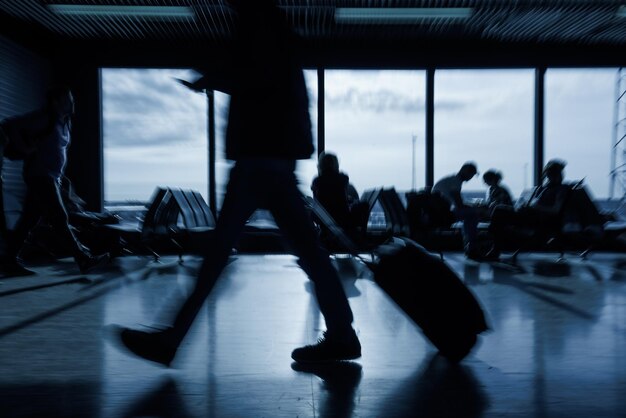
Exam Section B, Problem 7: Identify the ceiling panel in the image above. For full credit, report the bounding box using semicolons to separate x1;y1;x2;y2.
0;0;625;65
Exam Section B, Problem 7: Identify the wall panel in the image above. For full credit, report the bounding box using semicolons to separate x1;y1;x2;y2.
0;34;51;228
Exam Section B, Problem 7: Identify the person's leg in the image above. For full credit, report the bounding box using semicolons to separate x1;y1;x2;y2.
271;174;354;334
115;162;259;365
454;207;479;252
34;178;87;258
488;206;515;254
167;165;259;346
0;160;36;276
8;181;44;261
488;206;537;258
268;167;360;362
25;177;108;273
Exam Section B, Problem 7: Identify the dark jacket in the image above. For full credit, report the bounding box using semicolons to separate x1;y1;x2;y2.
188;2;314;160
312;172;352;230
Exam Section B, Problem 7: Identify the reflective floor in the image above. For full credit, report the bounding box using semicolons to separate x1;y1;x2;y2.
1;250;626;417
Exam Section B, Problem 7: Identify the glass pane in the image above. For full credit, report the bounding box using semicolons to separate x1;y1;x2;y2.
214;91;231;210
102;68;207;205
545;68;617;200
324;70;426;199
434;69;534;201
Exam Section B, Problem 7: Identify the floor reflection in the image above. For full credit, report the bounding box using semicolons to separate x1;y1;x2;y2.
375;353;489;418
119;377;194;418
291;361;363;418
1;253;626;417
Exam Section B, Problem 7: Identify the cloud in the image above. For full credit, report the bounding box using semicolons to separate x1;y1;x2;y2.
102;68;207;147
326;87;420;113
325;87;466;113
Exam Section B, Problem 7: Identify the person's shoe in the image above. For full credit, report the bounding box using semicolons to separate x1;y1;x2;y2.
108;325;177;367
0;258;36;277
291;330;361;363
78;253;110;274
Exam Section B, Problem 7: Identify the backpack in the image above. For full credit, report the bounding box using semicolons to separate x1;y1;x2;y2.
0;111;50;161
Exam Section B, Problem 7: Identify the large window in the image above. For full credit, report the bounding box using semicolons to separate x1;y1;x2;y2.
102;68;208;205
101;67;618;215
324;70;426;197
545;68;617;200
434;70;534;200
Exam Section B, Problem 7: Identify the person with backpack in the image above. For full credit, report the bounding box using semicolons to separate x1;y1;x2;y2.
0;85;110;276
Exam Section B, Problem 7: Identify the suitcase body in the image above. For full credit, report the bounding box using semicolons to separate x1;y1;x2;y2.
372;237;489;362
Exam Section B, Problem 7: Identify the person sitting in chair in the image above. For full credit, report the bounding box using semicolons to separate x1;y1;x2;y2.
486;159;570;260
482;169;514;214
432;162;483;261
311;151;368;244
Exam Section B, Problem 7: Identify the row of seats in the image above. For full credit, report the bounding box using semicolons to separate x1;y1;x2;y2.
309;184;626;262
102;183;626;263
104;187;216;262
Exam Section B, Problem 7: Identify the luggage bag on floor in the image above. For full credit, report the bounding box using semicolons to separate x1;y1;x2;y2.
371;237;489;362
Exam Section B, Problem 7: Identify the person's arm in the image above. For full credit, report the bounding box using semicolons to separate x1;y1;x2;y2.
529;186;569;216
450;190;465;208
346;183;359;206
176;70;235;94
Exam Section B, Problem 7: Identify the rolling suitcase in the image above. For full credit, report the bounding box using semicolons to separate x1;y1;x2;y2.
371;237;489;362
304;195;489;362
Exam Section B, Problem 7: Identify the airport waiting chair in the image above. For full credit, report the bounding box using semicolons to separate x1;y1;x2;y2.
404;189;463;258
305;188;384;256
506;181;605;265
378;187;457;259
377;187;411;238
169;188;216;256
105;187;216;263
137;187;183;262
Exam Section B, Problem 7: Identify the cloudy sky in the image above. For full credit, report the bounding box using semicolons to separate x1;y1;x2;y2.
102;67;619;205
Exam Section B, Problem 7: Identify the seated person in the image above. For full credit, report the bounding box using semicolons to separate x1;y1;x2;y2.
487;159;570;259
432;162;483;260
311;151;368;242
482;169;514;214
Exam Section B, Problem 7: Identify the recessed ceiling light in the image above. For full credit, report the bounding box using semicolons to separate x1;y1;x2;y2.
47;5;195;19
335;8;473;24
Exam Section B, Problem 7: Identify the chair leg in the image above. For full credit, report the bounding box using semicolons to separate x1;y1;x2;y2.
553;240;569;262
580;249;589;260
511;249;520;264
145;245;160;263
170;238;184;264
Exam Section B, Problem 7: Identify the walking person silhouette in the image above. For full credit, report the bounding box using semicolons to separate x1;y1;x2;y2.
0;86;110;276
111;0;361;366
